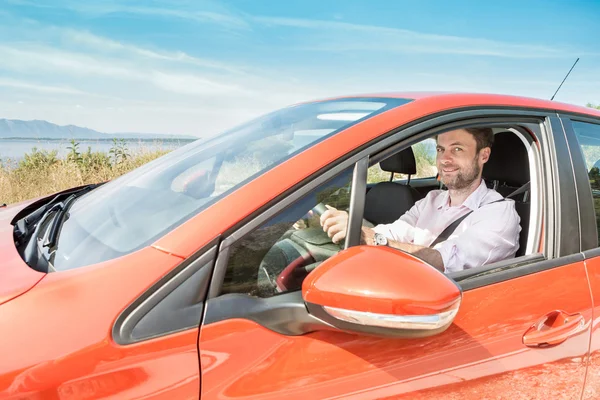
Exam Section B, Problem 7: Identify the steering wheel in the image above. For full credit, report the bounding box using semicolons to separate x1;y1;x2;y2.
311;202;328;216
271;202;343;293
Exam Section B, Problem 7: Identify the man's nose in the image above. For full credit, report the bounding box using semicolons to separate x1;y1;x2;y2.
438;150;452;164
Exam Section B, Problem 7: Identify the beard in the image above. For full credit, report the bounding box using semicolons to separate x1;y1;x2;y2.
440;158;481;190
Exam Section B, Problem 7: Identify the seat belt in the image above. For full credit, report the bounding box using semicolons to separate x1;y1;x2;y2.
429;198;506;248
506;181;530;199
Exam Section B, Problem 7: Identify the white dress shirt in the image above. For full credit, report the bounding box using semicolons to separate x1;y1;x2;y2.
372;180;521;273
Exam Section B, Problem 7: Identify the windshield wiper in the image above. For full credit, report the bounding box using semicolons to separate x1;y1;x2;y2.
14;183;101;247
19;202;63;273
15;183;102;272
43;194;77;249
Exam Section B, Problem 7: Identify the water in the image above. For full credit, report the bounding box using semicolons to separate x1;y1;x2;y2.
0;138;197;165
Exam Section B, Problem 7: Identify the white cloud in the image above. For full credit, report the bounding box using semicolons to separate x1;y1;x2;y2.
6;0;250;31
251;16;578;59
0;77;90;95
112;6;250;31
0;43;252;98
0;45;137;79
149;71;248;95
61;29;247;74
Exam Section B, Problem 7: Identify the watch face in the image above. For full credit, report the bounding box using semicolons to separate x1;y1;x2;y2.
374;233;387;246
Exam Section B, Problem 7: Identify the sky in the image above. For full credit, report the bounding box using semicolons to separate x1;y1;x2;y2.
1;0;599;137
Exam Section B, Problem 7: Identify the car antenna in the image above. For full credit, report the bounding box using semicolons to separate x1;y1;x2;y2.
550;57;579;101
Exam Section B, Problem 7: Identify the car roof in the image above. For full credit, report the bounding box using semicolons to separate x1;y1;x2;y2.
315;92;600;119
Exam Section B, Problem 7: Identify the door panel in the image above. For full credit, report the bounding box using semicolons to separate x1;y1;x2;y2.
199;261;592;399
558;116;600;398
582;254;600;400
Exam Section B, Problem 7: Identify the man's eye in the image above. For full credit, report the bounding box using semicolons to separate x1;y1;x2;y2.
453;147;463;152
436;148;443;153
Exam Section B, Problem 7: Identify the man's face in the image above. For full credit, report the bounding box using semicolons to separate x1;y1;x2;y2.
436;129;491;190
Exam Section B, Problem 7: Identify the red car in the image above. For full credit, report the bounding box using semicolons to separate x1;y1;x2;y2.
2;92;600;399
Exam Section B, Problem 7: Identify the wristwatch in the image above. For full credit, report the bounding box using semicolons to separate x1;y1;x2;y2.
373;232;388;246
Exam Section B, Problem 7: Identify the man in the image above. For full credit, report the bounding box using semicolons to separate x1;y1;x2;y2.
320;127;521;273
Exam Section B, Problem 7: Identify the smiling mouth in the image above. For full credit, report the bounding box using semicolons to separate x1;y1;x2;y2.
442;168;459;173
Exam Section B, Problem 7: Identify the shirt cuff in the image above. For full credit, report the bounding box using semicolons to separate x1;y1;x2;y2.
372;224;393;239
372;220;414;243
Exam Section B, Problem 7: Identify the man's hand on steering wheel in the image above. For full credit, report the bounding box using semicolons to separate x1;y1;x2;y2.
320;205;348;244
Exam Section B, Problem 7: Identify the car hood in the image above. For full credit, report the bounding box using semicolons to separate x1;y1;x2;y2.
0;201;45;305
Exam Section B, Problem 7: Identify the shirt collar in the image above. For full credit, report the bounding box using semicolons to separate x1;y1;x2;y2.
462;180;489;210
437;180;489;211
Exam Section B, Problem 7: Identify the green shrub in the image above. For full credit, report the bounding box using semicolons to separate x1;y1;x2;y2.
109;138;130;164
66;139;83;165
80;147;112;171
18;147;59;170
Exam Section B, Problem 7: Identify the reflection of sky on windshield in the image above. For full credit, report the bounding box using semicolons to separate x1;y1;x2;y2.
293;130;335;149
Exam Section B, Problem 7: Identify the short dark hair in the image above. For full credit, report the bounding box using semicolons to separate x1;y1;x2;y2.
464;127;494;153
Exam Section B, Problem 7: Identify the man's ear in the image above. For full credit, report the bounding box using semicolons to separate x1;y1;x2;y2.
480;147;491;164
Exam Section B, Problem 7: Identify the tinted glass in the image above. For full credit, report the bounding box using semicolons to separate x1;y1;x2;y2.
221;167;354;298
49;98;411;270
571;120;600;245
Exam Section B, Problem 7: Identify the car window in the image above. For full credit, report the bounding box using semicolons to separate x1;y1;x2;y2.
367;138;437;183
48;98;411;271
220;167;354;298
571;120;600;245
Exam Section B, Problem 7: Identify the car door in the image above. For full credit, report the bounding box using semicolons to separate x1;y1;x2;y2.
198;112;593;399
560;114;600;400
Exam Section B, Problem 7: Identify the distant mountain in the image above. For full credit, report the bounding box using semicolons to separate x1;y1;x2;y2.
0;119;197;140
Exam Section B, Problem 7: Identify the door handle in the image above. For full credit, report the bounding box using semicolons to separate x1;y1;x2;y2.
522;310;585;347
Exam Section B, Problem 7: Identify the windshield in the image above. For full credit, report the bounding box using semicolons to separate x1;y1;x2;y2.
48;97;412;270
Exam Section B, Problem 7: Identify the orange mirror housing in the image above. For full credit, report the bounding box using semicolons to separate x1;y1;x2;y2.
302;246;462;337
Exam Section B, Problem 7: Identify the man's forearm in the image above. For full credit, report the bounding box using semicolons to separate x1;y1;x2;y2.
392;242;445;272
360;227;445;272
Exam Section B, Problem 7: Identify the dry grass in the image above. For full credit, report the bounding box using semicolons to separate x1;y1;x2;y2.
0;149;170;205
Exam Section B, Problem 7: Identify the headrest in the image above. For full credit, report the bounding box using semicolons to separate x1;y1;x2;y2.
380;147;417;175
483;131;530;185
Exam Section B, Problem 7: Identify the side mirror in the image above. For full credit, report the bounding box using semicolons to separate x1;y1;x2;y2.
302;246;462;338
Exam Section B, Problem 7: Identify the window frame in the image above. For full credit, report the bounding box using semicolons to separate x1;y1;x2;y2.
560;115;600;253
355;117;562;287
365;121;545;259
113;240;218;345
